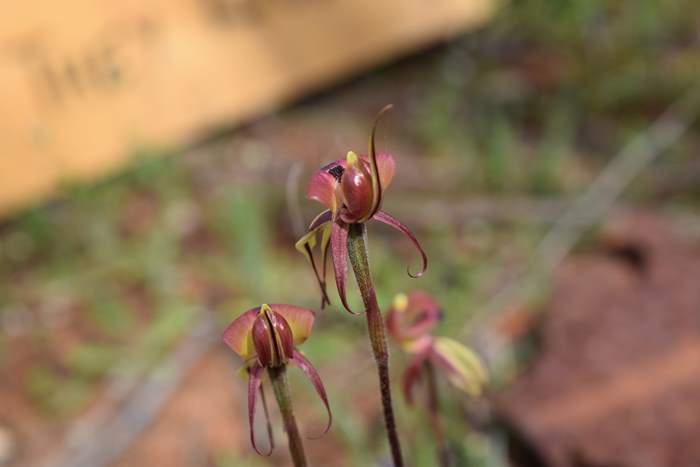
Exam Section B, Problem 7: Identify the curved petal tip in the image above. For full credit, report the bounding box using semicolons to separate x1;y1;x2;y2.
373;210;428;278
291;350;332;438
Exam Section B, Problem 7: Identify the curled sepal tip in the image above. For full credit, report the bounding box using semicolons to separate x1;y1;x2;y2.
247;363;273;456
290;349;333;438
374;210;428;278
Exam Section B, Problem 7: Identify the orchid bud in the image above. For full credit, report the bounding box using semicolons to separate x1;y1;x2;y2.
340;151;374;223
252;305;295;368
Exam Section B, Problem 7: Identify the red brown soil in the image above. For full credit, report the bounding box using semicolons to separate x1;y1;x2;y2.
498;213;700;467
114;350;246;467
114;349;357;467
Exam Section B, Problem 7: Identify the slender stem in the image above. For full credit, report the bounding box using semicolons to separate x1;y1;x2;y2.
268;366;307;467
347;223;404;467
425;360;450;467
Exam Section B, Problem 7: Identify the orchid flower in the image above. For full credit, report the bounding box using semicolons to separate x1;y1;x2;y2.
387;292;487;467
294;106;425;466
387;292;488;404
222;304;331;466
295;105;427;312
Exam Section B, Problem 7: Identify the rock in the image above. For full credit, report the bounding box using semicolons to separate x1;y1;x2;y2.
498;214;700;467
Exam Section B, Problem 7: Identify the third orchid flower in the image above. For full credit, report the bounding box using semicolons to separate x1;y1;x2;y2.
386;292;488;404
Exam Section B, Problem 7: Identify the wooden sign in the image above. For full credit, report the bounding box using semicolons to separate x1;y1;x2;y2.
0;0;494;215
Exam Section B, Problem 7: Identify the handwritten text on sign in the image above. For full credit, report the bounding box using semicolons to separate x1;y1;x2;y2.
0;0;494;215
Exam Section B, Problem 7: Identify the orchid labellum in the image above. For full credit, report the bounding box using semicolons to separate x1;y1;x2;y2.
222;304;331;464
295;105;428;312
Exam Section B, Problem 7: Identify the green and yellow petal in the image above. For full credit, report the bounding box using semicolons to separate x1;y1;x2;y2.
222;307;260;359
432;336;488;396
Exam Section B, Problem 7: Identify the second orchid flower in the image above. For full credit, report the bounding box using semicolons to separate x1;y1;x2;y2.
223;304;331;467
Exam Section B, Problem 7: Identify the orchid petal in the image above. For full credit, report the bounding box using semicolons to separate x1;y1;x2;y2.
270;304;315;345
373;210;428;278
247;363;272;456
388;292;441;344
331;220;358;314
259;380;275;453
308;209;333;231
358;153;394;191
402;350;430;405
431;337;488;397
367;104;393;219
360;152;396;193
222;308;260;359
304;239;331;309
295;211;333;308
290;349;332;437
307;170;338;212
375;153;395;191
320;222;331;297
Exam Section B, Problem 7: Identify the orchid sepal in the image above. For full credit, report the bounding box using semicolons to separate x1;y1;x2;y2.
432;336;488;397
290;349;332;438
247;362;272;456
364;103;393;222
295;210;333;308
374;210;428;278
330;219;360;314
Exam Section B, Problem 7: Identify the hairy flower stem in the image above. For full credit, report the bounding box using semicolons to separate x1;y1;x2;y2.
347;223;404;467
268;366;307;467
425;360;450;467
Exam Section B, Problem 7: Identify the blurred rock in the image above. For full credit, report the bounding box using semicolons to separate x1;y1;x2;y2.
498;213;700;467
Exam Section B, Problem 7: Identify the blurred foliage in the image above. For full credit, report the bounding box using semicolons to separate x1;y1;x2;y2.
414;0;700;201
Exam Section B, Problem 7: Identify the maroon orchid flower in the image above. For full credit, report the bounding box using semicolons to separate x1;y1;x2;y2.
295;105;428;312
386;292;487;405
222;304;331;459
387;292;487;466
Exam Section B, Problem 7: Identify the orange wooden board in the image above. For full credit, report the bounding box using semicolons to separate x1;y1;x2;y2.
0;0;494;215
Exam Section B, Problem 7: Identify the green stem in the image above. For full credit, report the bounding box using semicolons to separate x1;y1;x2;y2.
268;366;307;467
347;223;404;467
425;360;450;467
